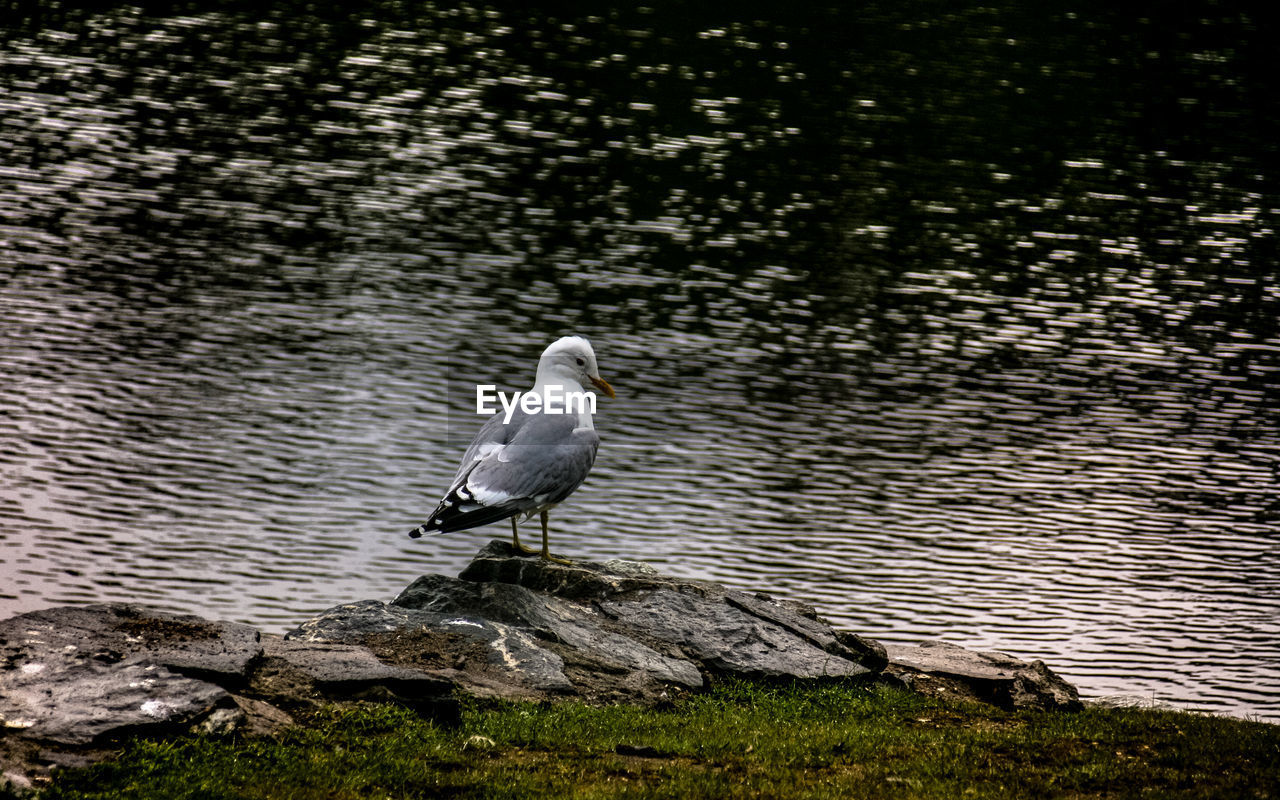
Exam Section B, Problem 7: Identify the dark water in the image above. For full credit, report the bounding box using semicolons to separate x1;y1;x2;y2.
2;4;1278;720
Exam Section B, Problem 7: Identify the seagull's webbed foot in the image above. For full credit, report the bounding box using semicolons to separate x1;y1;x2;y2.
540;549;573;565
510;518;540;556
538;510;573;565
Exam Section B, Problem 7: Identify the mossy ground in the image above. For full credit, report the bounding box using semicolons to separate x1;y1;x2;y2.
33;681;1280;799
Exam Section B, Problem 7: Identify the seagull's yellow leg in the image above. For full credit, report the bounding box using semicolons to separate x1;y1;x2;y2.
511;517;539;556
539;509;572;565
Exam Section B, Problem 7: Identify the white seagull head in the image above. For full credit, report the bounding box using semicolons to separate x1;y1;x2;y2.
535;335;616;398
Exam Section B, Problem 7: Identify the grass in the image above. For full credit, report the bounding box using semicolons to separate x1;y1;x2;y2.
33;681;1280;800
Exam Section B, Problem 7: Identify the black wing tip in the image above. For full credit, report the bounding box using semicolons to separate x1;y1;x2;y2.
408;518;444;538
408;487;528;539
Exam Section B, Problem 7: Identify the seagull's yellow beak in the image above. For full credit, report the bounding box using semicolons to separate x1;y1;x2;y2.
589;375;616;399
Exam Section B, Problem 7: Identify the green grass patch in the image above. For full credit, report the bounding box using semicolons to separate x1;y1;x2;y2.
35;681;1280;800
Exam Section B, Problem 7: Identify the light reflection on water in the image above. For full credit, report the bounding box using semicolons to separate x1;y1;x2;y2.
1;5;1278;720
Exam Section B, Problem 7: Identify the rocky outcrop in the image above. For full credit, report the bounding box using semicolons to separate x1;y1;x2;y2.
1;540;1080;787
0;605;459;752
288;541;886;703
883;641;1082;711
0;604;258;747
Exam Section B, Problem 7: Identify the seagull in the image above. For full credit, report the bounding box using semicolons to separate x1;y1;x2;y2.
409;335;615;563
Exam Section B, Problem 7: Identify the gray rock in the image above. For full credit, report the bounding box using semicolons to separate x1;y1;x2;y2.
296;540;878;700
0;603;261;679
883;641;1082;711
286;600;574;697
251;636;460;719
1085;694;1181;712
225;695;296;739
451;541;882;679
724;592;888;673
264;638;430;687
194;706;246;738
267;635;455;694
0;604;257;746
288;541;883;702
596;587;870;680
393;574;704;690
1;658;230;746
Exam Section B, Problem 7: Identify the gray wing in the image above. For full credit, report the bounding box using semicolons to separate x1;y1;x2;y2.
449;412;513;485
467;412;600;507
410;408;600;536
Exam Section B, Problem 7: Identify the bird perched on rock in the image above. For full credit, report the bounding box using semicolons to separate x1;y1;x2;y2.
409;335;615;562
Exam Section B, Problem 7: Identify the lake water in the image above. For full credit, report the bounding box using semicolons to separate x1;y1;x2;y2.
2;4;1277;721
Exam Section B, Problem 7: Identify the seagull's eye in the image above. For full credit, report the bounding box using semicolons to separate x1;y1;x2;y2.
575;357;585;366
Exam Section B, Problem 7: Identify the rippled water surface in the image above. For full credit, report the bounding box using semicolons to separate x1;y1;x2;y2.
2;4;1278;720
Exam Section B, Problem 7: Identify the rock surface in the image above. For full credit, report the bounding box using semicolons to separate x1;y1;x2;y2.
883;641;1082;711
1;540;1080;786
288;542;885;703
0;604;256;746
